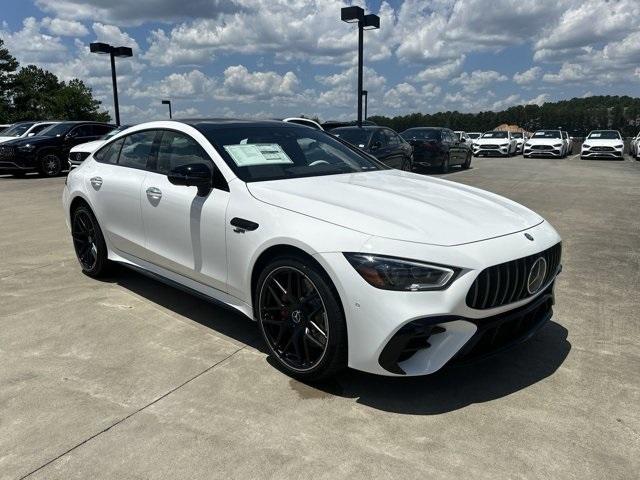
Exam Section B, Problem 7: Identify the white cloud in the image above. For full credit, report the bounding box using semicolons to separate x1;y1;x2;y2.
219;65;300;101
513;66;541;85
451;70;508;93
41;17;88;37
316;66;386;107
92;23;139;50
0;17;68;64
411;57;465;82
129;69;216;99
383;82;441;110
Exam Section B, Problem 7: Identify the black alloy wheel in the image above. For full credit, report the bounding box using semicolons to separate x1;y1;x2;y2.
39;153;62;177
256;257;347;380
71;206;110;277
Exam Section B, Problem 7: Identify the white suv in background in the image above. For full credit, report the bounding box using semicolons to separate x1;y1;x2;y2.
580;130;624;160
0;121;59;144
523;130;567;158
473;131;517;157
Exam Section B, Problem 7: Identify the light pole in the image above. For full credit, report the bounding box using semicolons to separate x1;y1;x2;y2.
362;90;368;121
162;100;172;119
90;42;133;126
341;6;380;127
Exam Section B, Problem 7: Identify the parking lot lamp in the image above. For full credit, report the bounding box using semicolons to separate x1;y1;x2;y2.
89;42;133;126
341;7;380;127
162;100;172;119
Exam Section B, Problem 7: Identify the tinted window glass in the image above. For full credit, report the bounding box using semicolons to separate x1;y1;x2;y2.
29;124;53;135
386;130;399;146
156;131;210;174
400;129;441;141
93;124;114;136
71;125;93;137
119;131;157;169
94;138;124;164
2;123;35;137
196;124;382;182
482;131;509;138
332;128;373;147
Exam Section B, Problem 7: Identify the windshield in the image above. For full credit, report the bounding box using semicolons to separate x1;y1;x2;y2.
587;131;621;140
482;131;508;138
197;124;383;182
511;132;523;138
332;128;373;147
400;129;441;140
532;130;561;138
102;125;129;140
467;133;480;139
38;123;73;137
2;123;35;137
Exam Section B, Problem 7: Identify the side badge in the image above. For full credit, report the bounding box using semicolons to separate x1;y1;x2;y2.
525;233;534;241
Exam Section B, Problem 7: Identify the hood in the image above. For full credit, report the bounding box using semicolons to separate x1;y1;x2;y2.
5;135;60;147
475;137;510;145
583;138;623;146
526;137;563;145
0;136;21;144
247;170;543;246
71;139;105;153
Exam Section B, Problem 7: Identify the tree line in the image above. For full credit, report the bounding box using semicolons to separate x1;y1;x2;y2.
0;39;110;124
369;96;640;137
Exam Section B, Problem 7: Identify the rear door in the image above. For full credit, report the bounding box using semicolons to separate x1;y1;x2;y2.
140;129;230;292
370;129;393;166
88;130;157;258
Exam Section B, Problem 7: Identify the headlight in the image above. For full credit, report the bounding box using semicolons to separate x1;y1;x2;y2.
344;253;458;291
553;143;562;147
615;144;624;149
582;144;590;149
524;142;531;147
500;143;508;147
17;144;36;152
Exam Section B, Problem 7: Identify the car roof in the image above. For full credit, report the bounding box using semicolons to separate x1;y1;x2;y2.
331;125;382;131
180;118;301;130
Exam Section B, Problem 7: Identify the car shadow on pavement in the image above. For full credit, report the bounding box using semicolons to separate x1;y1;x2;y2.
290;320;571;415
97;266;570;416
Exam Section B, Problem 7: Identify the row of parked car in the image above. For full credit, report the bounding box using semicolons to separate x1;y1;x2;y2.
0;119;635;179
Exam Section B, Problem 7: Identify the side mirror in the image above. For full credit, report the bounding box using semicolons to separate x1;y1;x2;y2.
370;140;382;151
27;132;35;137
167;163;212;197
460;137;466;143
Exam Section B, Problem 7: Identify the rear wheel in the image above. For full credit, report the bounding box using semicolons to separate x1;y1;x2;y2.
255;256;347;381
71;205;111;277
39;153;62;177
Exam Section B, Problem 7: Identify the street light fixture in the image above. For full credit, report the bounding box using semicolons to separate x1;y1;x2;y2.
89;42;133;126
362;90;368;121
341;6;380;127
162;100;172;119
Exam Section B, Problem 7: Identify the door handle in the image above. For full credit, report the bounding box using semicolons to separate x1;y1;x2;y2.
90;176;102;189
146;187;162;200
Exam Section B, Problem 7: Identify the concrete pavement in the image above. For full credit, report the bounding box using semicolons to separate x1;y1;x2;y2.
1;154;638;479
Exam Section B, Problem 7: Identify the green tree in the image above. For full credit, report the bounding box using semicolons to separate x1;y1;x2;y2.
52;79;110;122
10;65;61;120
0;39;19;122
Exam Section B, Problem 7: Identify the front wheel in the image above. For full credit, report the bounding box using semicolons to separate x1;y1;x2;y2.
255;256;348;381
71;205;111;277
39;153;62;177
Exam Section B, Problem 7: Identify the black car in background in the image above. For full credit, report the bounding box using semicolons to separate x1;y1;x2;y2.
0;121;115;177
400;127;471;173
331;125;413;170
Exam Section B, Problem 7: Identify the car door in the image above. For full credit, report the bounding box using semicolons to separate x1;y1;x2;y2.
369;129;393;165
383;129;405;168
87;131;155;259
140;129;230;292
444;130;460;164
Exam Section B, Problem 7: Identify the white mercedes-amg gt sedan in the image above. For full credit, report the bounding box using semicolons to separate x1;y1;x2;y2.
63;120;562;380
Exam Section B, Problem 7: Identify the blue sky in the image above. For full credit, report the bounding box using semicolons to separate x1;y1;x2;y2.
2;0;639;123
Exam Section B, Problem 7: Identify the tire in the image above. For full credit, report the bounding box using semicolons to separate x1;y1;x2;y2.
71;205;111;278
462;151;472;169
255;255;348;381
38;153;62;177
400;156;413;171
440;154;450;173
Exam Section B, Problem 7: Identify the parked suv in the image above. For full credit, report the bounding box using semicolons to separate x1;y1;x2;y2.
332;126;413;170
0;121;115;177
400;127;471;172
0;121;59;144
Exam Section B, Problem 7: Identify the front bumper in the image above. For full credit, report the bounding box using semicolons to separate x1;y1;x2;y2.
473;145;509;156
581;148;623;159
523;144;563;157
314;220;562;376
0;147;37;170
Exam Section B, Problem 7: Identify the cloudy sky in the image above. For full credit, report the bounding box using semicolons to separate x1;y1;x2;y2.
2;0;639;122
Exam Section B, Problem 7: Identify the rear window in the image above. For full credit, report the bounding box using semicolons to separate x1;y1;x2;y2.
400;129;441;140
332;128;373;147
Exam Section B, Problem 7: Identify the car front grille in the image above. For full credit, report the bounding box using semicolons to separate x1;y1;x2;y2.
591;146;614;152
479;144;500;149
0;145;15;159
466;242;562;310
532;145;553;150
69;151;90;163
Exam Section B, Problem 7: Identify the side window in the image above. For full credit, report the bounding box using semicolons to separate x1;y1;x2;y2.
94;138;124;165
71;125;93;138
94;124;114;136
30;124;51;135
386;130;399;146
119;131;158;170
156;130;211;174
372;130;387;148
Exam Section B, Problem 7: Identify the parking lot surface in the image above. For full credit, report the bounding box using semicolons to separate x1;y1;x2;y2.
1;154;639;480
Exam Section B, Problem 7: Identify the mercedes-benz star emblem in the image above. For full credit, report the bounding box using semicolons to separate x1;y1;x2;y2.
291;310;302;324
525;233;534;241
527;257;547;294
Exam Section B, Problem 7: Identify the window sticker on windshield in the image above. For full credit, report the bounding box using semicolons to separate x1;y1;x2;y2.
223;143;293;167
590;133;601;137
